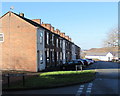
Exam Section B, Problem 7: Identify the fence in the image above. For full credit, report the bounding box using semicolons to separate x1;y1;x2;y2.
2;73;38;88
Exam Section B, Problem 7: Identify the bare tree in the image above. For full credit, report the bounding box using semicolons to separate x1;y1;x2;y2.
102;28;118;47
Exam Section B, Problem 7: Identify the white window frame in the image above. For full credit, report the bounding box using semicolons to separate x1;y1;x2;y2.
0;33;4;42
56;38;58;47
40;50;43;64
40;32;43;44
52;34;54;46
47;32;49;45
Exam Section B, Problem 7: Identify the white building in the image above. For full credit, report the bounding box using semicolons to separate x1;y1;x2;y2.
85;52;117;61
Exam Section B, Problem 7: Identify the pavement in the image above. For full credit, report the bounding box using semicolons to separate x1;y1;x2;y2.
2;61;120;96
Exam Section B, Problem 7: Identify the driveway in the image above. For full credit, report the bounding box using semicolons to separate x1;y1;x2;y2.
2;61;120;96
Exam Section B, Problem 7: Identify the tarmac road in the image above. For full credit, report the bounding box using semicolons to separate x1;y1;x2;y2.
2;61;120;96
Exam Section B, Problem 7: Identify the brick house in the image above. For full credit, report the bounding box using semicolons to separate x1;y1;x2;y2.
0;11;81;72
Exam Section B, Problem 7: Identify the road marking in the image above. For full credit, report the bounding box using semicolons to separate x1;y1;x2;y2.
86;83;93;94
77;90;83;92
80;85;84;87
87;88;92;90
76;85;85;96
76;83;93;96
79;87;83;89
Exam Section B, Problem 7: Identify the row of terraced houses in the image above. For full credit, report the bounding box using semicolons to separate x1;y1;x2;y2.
0;11;80;72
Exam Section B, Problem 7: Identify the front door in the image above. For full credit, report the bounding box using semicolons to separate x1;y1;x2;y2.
37;50;45;71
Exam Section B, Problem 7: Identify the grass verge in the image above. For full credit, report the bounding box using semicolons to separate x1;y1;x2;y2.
3;70;96;90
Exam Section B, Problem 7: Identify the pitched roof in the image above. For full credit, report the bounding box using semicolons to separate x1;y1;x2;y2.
0;11;50;30
86;51;118;57
12;12;43;27
0;11;80;47
86;52;109;56
110;51;118;57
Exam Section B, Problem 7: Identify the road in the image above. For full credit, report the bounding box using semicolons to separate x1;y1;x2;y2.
2;61;120;96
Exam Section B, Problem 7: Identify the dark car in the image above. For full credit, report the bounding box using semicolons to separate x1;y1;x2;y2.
76;59;87;67
81;59;89;66
73;60;83;65
87;59;95;64
67;61;74;65
62;60;83;70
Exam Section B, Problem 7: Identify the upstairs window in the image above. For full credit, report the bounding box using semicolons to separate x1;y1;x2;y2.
60;39;62;48
0;33;4;42
52;34;54;46
52;49;54;62
47;32;49;45
40;32;43;44
56;38;58;47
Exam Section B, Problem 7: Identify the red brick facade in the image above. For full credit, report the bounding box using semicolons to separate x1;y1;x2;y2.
0;12;37;72
0;11;81;72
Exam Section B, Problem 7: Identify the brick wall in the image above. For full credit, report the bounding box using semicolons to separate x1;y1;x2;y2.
0;12;37;72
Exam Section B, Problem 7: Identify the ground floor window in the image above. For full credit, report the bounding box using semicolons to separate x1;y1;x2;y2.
40;51;43;64
47;48;49;63
0;33;4;42
52;49;54;63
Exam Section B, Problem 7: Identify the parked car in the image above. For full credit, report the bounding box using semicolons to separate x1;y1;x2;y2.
74;60;83;65
67;61;74;65
76;59;86;67
80;59;89;66
87;59;95;64
62;59;84;70
84;59;91;65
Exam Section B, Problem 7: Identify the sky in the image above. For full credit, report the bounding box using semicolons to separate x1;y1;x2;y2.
1;2;118;50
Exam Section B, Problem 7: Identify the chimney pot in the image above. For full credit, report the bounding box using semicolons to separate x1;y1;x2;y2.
19;13;24;17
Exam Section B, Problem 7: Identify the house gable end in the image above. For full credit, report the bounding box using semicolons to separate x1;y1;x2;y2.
0;11;37;28
106;52;113;57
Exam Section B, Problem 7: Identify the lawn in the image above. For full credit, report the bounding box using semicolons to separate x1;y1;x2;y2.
3;70;96;90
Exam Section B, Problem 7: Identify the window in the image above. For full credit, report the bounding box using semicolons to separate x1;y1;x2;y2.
47;32;49;45
47;48;49;63
63;40;65;49
57;52;58;61
60;39;62;48
56;38;58;47
47;49;49;58
40;32;43;44
52;34;54;45
52;49;54;62
60;39;61;48
0;33;4;42
60;52;62;60
40;51;43;64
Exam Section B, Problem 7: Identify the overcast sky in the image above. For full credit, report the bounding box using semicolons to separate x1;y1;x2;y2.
1;2;118;49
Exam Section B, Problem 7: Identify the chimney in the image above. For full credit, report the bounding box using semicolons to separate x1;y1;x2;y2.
60;33;62;37
32;19;41;24
45;24;51;30
55;29;60;35
41;23;51;30
60;32;64;37
65;36;69;40
19;13;24;17
69;38;72;41
41;22;46;27
62;33;65;37
51;26;54;32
